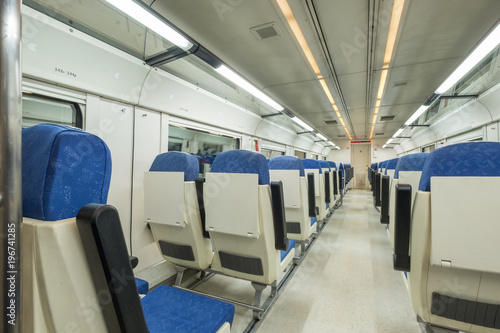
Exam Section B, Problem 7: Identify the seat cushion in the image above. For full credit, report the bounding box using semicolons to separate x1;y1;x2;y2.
142;286;235;333
135;278;149;295
269;156;305;177
419;142;500;191
311;217;317;226
211;150;270;185
280;239;296;261
149;152;199;181
22;124;112;221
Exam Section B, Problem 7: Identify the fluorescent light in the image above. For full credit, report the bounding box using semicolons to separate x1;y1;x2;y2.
386;138;393;144
328;141;335;146
392;128;404;138
277;0;352;139
216;65;284;111
436;23;500;94
105;0;191;49
404;105;429;125
276;0;321;76
370;0;405;139
384;0;405;65
292;117;314;132
317;134;327;141
382;144;387;148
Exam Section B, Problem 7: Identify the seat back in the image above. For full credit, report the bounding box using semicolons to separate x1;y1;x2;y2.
21;124;113;333
144;151;213;270
403;142;500;332
269;156;313;241
205;150;288;285
303;159;326;220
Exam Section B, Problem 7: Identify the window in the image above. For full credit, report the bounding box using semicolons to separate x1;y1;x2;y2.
22;93;82;128
168;125;239;176
295;150;306;159
421;144;436;153
261;149;285;159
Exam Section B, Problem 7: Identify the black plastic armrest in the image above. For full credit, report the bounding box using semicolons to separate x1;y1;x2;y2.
339;173;344;191
333;170;338;195
324;171;331;204
270;181;289;251
380;175;390;224
307;172;316;218
393;184;412;272
195;177;209;238
129;256;138;269
374;173;381;206
76;204;148;333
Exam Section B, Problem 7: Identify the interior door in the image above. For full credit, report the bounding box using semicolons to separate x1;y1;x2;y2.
351;144;370;189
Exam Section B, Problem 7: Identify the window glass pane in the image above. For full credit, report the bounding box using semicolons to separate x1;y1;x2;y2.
168;125;238;176
295;151;305;159
22;94;81;128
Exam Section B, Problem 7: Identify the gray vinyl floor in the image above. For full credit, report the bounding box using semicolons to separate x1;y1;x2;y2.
194;189;422;332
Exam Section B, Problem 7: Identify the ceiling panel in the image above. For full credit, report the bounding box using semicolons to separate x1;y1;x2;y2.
337;72;367;110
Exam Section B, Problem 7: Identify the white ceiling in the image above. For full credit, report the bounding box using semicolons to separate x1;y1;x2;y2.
145;0;500;142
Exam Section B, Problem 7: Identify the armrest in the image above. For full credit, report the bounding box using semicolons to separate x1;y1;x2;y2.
374;172;381;206
339;172;344;191
380;175;390;224
76;204;148;333
324;171;331;204
270;181;289;251
129;256;139;269
307;172;316;218
393;184;412;272
333;170;338;195
195;177;209;238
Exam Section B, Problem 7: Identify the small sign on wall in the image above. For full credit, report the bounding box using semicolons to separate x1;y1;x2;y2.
373;146;378;158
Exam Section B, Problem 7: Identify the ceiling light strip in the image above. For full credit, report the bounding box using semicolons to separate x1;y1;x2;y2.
369;0;405;139
105;0;192;49
277;0;351;140
216;65;284;111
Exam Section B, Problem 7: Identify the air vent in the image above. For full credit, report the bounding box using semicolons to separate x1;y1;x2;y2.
375;133;384;136
250;23;282;41
393;80;409;87
325;120;338;125
338;135;346;138
380;115;395;122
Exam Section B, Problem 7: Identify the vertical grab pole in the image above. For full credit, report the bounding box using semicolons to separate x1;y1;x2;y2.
0;1;22;332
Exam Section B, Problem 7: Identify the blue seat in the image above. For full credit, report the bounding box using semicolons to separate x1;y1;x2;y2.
319;161;333;213
145;151;214;276
269;156;315;243
394;142;500;332
142;286;234;333
206;150;293;285
136;278;149;295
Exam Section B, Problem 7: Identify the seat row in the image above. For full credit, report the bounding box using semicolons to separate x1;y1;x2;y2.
372;142;500;333
20;124;353;332
21;125;235;333
144;152;350;319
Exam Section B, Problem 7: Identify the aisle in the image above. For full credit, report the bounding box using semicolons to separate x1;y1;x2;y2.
256;189;421;333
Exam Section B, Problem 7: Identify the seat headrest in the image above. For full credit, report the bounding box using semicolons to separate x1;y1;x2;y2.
328;161;337;169
149;151;199;181
418;142;500;191
302;159;322;174
339;163;344;170
211;150;270;185
384;158;399;174
318;160;331;171
22;124;112;221
394;153;429;179
268;156;305;177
